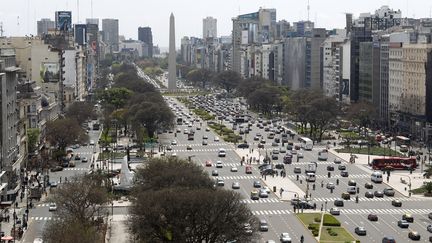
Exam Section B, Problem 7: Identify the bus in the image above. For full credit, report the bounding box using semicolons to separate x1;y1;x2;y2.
299;137;313;150
395;136;410;146
370;157;417;170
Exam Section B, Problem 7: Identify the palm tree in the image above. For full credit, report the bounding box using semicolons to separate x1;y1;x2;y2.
424;166;432;179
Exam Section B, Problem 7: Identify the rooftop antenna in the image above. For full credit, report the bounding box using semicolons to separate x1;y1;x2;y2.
27;0;30;34
91;0;93;18
307;0;310;21
77;0;80;23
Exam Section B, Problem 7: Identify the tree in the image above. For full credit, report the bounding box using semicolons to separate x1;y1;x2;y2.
213;70;241;93
307;96;339;141
27;128;40;155
129;101;174;138
65;101;94;124
422;181;432;194
345;101;378;134
186;68;214;89
46;119;88;151
97;87;133;110
43;174;109;243
129;157;259;242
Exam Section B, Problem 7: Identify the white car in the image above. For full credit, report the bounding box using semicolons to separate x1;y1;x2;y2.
262;186;271;194
214;136;220;142
330;207;340;215
89;140;95;146
297;152;304;158
326;182;335;189
230;166;238;172
171;140;177;145
49;203;57;211
216;161;223;168
279;232;292;243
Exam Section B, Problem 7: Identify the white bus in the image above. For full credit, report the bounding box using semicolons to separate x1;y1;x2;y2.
299;137;313;150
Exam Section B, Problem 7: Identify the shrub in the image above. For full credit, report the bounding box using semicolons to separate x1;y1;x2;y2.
323;214;341;227
314;217;321;223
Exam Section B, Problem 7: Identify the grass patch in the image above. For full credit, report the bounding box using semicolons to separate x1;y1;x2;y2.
320;227;357;242
100;151;126;160
208;123;242;143
192;108;215;121
297;213;322;237
339;131;362;140
322;214;341;227
335;146;404;157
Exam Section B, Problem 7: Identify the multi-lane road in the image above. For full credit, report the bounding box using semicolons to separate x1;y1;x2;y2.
163;96;432;242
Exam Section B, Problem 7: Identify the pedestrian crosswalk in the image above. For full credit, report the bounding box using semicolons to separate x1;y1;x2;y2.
30;216;60;221
171;148;234;153
241;198;281;204
218;175;258;180
252;209;293;215
340;208;431;215
285;174;369;179
312;197;427;203
64;168;89;171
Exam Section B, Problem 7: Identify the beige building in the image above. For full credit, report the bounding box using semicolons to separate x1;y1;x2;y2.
388;43;403;114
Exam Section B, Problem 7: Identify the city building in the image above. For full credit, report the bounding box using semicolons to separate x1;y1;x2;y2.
102;18;119;53
86;18;99;26
37;18;55;36
138;27;153;57
359;41;381;109
203;17;217;39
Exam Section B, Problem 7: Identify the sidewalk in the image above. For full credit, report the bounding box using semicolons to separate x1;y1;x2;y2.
106;214;131;243
329;149;432;198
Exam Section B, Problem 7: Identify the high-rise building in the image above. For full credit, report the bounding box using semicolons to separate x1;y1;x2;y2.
102;19;119;53
359;42;381;109
86;18;99;26
37;18;55;36
138;27;153;57
203;17;217;39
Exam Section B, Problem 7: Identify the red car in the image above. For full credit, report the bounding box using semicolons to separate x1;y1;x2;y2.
205;160;212;167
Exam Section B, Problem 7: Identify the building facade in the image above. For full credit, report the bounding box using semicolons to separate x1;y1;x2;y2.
102;19;119;53
203;17;217;39
138;27;153;57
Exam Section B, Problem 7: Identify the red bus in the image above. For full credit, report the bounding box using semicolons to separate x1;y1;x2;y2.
371;157;417;170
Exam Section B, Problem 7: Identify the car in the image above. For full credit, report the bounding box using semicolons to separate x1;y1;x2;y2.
279;147;287;153
171;153;177;157
232;182;240;189
50;166;63;172
48;203;57;211
340;171;349;177
365;182;374;189
176;128;181;133
291;149;297;155
82;157;88;163
262;186;271;194
348;180;356;186
330;207;340;215
216;161;223;168
89;140;95;145
341;192;351;200
334;199;344;207
253;136;260;141
429;212;432;220
205;160;212;167
259;219;269;232
251;189;260;200
259;189;269;198
402;213;414;222
368;214;378;221
202;135;208;139
271;154;279;160
211;170;219;176
166;145;173;151
398;220;409;228
293;167;301;174
214;136;220;142
271;142;278;147
33;238;44;243
297;152;304;158
171;140;177;145
216;178;224;186
230;166;238;172
275;163;285;169
279;232;292;243
326;182;335;189
253;180;261;188
186;145;192;150
258;143;264;148
338;165;346;170
327;165;334;171
237;143;249;148
202;140;208;146
184;129;189;134
355;226;367;236
334;158;342;164
74;154;81;160
383;188;395;196
218;148;226;157
365;191;374;198
382;236;396;243
391;199;402;207
408;231;421;240
374;191;384;197
427;225;432;233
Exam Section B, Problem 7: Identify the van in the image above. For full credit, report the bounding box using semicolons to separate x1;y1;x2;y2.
371;171;383;183
318;149;328;161
306;173;316;182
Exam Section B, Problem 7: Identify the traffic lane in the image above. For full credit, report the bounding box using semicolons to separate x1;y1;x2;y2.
338;213;386;243
265;214;317;243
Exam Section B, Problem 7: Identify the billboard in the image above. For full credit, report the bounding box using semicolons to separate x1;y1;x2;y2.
56;11;72;32
74;24;87;45
40;63;60;83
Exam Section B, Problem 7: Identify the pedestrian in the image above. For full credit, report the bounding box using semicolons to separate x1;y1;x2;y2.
313;203;316;210
300;235;304;243
59;176;62;183
320;204;323;211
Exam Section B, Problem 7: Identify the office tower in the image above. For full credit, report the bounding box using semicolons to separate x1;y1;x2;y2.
37;18;55;36
138;27;153;57
168;13;177;91
203;17;217;39
102;19;119;52
86;18;99;26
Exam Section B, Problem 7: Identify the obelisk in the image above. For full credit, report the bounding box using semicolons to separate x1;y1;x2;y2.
168;13;177;91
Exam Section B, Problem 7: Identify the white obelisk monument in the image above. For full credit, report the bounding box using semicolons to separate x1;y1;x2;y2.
168;13;177;91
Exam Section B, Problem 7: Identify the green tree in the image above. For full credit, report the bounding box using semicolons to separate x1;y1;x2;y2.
212;70;242;93
186;68;214;89
129;101;174;138
97;87;133;109
422;181;432;194
46;119;88;151
27;128;40;155
65;101;94;124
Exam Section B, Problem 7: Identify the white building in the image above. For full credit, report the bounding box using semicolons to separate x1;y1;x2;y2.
203;17;217;39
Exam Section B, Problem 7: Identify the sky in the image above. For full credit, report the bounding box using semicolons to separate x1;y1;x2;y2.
1;0;432;48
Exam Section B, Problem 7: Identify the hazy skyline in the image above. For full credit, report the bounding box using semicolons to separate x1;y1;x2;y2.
1;0;432;48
